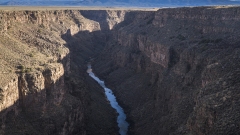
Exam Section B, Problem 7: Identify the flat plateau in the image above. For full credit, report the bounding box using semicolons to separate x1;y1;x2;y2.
0;6;159;11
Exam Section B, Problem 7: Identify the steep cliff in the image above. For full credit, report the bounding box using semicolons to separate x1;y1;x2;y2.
0;9;123;135
0;6;240;135
93;6;240;135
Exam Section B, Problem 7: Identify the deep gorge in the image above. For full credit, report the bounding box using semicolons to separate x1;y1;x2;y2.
87;64;129;135
0;6;240;135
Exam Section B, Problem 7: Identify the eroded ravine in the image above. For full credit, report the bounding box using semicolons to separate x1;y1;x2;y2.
87;64;129;135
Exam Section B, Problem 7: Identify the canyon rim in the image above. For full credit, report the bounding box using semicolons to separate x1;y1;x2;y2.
0;5;240;135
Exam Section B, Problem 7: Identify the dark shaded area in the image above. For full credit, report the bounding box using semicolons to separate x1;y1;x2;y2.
91;6;240;135
61;28;119;135
80;10;110;31
0;63;86;135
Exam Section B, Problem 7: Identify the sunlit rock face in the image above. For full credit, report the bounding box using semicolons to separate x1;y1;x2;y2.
0;77;19;112
80;10;126;30
0;9;117;135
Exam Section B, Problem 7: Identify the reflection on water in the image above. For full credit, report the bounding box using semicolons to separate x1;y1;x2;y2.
87;64;129;135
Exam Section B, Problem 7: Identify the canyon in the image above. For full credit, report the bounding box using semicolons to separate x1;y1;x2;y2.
87;64;129;135
0;6;239;135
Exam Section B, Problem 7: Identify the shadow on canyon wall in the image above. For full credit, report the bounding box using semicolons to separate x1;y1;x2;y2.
61;26;119;135
80;10;111;31
1;7;240;135
88;7;240;135
0;23;120;134
0;52;88;134
0;9;128;135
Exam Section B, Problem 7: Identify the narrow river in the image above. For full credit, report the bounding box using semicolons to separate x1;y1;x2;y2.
87;64;129;135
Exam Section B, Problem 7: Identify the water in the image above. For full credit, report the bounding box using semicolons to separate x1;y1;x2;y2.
87;64;129;135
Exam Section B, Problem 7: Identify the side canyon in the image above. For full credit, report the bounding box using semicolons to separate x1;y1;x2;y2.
0;6;239;135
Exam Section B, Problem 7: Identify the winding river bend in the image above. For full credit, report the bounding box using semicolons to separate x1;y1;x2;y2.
87;64;129;135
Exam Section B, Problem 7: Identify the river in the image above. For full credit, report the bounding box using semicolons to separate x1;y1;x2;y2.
87;64;129;135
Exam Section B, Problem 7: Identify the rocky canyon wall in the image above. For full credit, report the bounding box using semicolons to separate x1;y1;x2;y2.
0;9;124;135
93;6;240;135
0;6;240;135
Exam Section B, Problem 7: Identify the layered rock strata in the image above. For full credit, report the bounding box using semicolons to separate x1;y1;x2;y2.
0;6;240;135
0;9;123;135
93;6;240;135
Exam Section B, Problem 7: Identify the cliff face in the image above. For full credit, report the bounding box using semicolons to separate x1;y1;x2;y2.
0;9;122;135
1;6;240;135
93;6;240;135
80;10;126;30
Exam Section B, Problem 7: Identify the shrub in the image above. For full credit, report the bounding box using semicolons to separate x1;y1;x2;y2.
17;65;32;73
29;53;34;57
25;68;32;73
39;24;45;28
0;92;3;102
37;29;41;33
17;65;24;70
